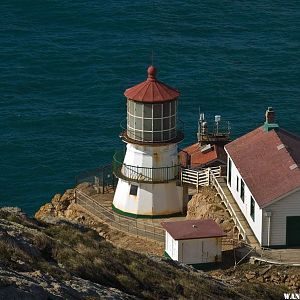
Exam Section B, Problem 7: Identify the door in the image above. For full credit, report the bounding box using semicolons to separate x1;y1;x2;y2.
286;216;300;247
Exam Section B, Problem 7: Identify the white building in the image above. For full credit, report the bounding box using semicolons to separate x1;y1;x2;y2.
225;107;300;248
161;219;225;267
112;66;184;217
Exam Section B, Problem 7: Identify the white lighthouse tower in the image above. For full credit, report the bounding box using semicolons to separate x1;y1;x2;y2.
112;66;184;218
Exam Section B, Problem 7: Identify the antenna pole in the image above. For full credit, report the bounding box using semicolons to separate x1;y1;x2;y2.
151;50;154;66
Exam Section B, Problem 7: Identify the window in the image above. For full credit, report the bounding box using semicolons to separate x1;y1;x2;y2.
171;101;176;114
144;119;152;131
129;184;138;196
250;197;255;221
126;100;177;143
163;118;170;130
228;158;232;186
240;179;245;202
135;102;143;117
236;176;239;192
135;117;142;130
153;104;162;118
163;102;170;117
153;118;161;131
143;103;152;118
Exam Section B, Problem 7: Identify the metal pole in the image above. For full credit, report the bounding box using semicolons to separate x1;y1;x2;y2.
102;168;105;194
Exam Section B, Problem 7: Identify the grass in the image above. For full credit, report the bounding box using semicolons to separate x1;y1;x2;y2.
0;208;289;299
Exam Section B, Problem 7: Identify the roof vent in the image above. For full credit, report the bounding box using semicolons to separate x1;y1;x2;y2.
192;225;197;228
290;164;298;170
277;144;285;150
200;144;213;153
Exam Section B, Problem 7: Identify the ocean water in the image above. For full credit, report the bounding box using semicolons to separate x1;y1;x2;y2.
1;1;299;215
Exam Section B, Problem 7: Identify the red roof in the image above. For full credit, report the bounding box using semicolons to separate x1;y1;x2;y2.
179;143;227;168
225;127;300;208
161;219;226;240
124;66;179;103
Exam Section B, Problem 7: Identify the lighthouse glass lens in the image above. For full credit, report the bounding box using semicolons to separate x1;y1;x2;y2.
171;101;176;115
171;116;175;128
153;119;161;131
153;104;162;118
153;132;161;141
135;102;143;117
163;102;170;117
144;132;152;141
163;118;170;130
128;100;134;114
144;104;152;118
128;115;134;128
144;119;152;131
135;117;142;130
163;131;170;141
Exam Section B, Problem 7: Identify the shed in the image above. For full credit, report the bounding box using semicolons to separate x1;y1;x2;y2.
161;219;226;267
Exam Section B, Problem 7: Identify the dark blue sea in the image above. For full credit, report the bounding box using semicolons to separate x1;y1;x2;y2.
1;1;299;215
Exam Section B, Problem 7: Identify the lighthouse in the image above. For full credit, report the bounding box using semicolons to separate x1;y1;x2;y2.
112;66;184;217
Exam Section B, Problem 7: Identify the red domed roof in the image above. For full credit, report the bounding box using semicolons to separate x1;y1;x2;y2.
124;66;180;103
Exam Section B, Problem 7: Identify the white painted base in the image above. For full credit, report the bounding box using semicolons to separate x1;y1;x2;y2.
113;178;183;216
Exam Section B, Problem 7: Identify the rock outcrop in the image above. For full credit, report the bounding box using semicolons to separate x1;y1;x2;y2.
0;207;135;299
187;186;235;236
0;206;292;299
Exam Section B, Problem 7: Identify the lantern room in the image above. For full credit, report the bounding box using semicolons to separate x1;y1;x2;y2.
121;66;183;144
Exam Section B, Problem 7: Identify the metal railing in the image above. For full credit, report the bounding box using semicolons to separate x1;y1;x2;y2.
210;172;247;241
181;166;221;192
75;188;240;247
75;164;117;194
113;151;181;183
75;189;165;242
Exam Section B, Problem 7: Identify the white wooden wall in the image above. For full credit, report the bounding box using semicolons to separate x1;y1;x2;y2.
262;189;300;246
165;232;178;260
165;233;222;264
226;153;263;244
178;237;222;264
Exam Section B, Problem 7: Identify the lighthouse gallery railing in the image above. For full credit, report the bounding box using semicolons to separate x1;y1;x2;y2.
112;151;181;183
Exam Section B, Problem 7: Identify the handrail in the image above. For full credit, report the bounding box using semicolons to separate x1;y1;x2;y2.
113;151;181;183
75;189;164;242
210;173;247;240
181;166;221;192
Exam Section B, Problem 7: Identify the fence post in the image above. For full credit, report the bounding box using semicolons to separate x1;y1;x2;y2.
74;189;77;203
101;168;105;194
207;168;211;186
136;219;138;237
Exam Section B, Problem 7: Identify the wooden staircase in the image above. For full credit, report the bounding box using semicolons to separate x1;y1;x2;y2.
213;176;260;250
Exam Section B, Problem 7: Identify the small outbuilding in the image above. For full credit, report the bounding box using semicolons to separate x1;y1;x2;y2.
161;219;226;267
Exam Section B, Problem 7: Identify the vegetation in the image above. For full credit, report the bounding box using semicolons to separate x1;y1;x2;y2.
0;208;287;299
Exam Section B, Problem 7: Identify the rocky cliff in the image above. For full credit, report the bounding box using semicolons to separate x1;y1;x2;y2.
0;204;290;299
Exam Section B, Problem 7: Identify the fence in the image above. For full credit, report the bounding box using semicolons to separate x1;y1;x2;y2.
75;164;117;194
75;189;165;242
113;151;181;183
181;166;221;192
